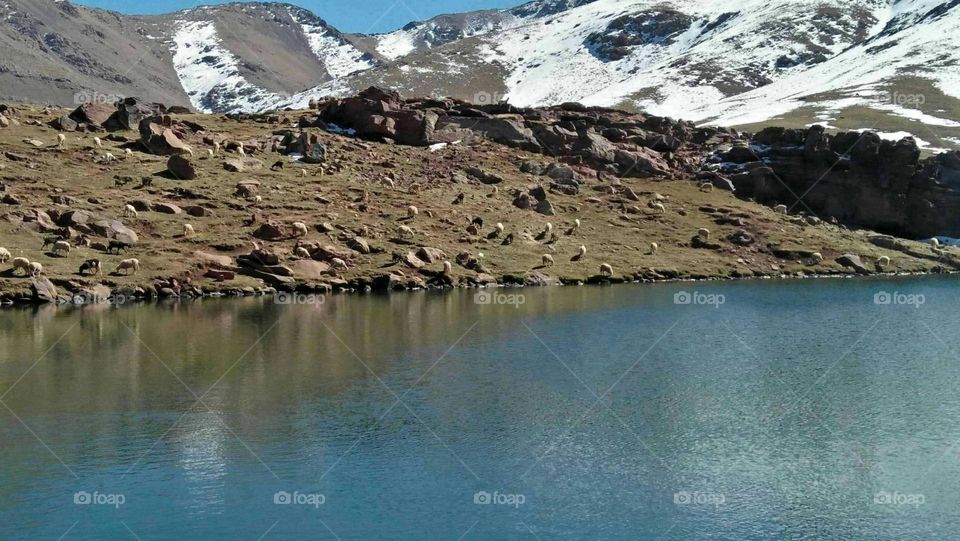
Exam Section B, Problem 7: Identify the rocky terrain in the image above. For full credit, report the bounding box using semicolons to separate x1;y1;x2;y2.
1;0;959;150
0;88;957;305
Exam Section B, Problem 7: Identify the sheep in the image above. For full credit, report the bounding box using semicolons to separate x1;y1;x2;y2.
41;236;61;250
808;252;824;265
124;148;133;158
28;261;43;277
270;160;284;171
331;257;349;270
599;263;613;276
543;223;553;235
107;240;130;254
442;260;452;274
649;242;659;255
213;141;221;155
398;225;415;238
574;219;581;230
407;205;419;219
294;247;311;259
877;255;891;270
237;143;246;157
930;238;941;249
206;149;215;158
124;204;138;218
52;240;71;256
292;222;309;237
650;202;666;213
79;259;101;275
0;247;9;263
56;133;66;148
697;228;711;241
698;182;714;192
115;258;140;275
103;152;116;162
183;146;194;157
93;137;102;148
488;186;499;197
182;224;195;237
774;204;788;214
254;195;262;205
300;169;308;178
579;245;587;258
542;254;555;266
11;257;30;276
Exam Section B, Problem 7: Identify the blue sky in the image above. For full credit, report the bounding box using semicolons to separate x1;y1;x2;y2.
72;0;524;33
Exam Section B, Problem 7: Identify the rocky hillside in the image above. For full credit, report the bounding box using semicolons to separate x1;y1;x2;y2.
1;1;958;150
0;89;958;305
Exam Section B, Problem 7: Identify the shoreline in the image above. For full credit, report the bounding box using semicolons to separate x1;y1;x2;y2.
2;268;952;309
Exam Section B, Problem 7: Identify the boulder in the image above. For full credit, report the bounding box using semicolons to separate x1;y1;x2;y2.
836;253;869;274
90;219;139;243
69;102;114;128
288;260;332;280
205;269;236;281
235;181;260;198
253;222;287;240
416;246;447;264
167;155;196;180
31;277;59;303
138;118;191;155
152;202;183;215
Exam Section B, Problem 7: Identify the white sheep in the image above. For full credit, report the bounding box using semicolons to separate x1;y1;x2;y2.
774;204;788;214
254;195;262;205
103;152;116;162
292;222;309;237
649;242;659;255
125;148;133;158
183;146;194;157
11;257;30;275
213;141;221;154
398;225;415;238
543;223;553;235
495;223;505;235
578;245;587;258
877;255;891;269
930;238;941;249
698;182;714;192
93;136;102;148
407;205;419;219
56;133;66;148
442;260;452;274
237;143;246;157
124;204;138;218
697;228;711;241
300;169;308;177
808;252;824;265
331;257;349;270
0;247;9;263
53;240;71;256
183;224;195;237
599;263;613;276
573;219;581;230
651;202;666;213
115;258;140;275
294;247;311;259
542;254;555;266
28;261;43;277
206;149;215;158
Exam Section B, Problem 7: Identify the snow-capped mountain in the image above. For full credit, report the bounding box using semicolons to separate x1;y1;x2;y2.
2;0;959;148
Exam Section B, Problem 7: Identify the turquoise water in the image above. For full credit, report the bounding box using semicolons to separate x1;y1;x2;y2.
1;277;959;539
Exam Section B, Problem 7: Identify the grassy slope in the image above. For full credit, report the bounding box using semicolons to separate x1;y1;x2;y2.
0;105;949;301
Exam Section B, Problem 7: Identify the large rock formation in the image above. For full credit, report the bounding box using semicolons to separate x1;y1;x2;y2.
716;125;960;238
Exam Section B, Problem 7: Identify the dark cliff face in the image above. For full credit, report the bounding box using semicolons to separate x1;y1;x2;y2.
715;125;960;238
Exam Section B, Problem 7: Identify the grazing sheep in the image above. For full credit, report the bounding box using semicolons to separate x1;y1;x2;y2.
331;257;349;270
0;247;9;263
930;238;941;249
124;204;138;218
11;257;30;276
103;152;116;162
183;224;195;237
407;205;419;219
651;202;666;213
124;148;133;158
213;141;221;155
53;240;71;256
254;195;262;205
808;252;824;265
79;259;101;275
698;182;714;192
28;261;43;277
579;245;587;258
183;146;194;157
697;228;711;241
542;254;555;266
108;240;130;254
270;160;284;171
774;204;788;214
489;186;499;197
300;169;308;177
115;258;140;275
442;260;452;274
495;222;505;235
206;149;215;158
649;242;659;255
237;143;246;157
574;218;581;230
93;137;102;148
543;223;553;235
599;263;613;276
292;222;309;237
877;255;891;270
409;183;422;194
398;225;415;238
294;247;311;259
41;236;61;250
56;133;66;148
